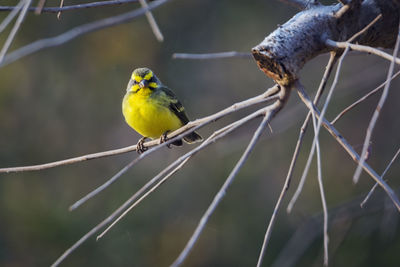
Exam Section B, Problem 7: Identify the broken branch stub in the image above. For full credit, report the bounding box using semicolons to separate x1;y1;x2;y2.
252;1;399;85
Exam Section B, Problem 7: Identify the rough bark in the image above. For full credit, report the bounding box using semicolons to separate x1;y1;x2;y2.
252;0;400;85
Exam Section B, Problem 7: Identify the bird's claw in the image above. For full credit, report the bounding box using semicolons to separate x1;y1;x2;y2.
160;131;171;148
136;137;148;154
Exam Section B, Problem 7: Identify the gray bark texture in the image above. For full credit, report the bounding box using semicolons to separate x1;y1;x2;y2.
252;0;400;85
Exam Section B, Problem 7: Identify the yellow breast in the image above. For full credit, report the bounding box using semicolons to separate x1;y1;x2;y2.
122;90;183;139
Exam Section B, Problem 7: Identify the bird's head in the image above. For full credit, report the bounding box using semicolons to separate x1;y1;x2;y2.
127;67;161;93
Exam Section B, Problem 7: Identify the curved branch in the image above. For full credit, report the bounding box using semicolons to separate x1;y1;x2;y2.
0;86;279;173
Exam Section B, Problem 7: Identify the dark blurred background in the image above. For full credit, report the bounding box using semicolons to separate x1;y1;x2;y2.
0;0;400;266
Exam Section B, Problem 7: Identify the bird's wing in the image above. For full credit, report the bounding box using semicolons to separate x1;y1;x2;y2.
158;86;190;125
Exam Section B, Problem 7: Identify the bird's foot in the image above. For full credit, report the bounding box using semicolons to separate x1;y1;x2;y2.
136;137;148;154
160;131;171;149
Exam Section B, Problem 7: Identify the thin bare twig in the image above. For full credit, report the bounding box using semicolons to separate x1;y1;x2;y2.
0;0;31;64
310;111;329;266
69;156;141;211
331;69;400;124
353;21;400;184
360;146;400;208
0;87;279;174
255;53;337;267
295;82;400;212
0;0;24;34
138;0;164;41
0;0;140;13
347;14;382;43
34;0;46;14
57;0;65;19
172;51;251;60
326;39;400;65
0;0;171;68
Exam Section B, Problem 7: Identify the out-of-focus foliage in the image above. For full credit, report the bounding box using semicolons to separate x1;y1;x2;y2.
0;0;399;266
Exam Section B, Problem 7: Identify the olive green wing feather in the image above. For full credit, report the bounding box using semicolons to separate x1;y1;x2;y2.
159;86;190;125
157;86;202;143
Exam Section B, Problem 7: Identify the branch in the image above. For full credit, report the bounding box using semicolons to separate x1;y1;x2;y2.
326;39;400;65
138;0;164;41
0;0;140;13
0;86;279;173
331;69;400;124
295;81;400;212
310;112;329;266
252;1;398;85
0;0;171;68
361;146;400;208
172;51;251;60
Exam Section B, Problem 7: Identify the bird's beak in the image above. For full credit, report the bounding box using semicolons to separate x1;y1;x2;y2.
139;80;149;88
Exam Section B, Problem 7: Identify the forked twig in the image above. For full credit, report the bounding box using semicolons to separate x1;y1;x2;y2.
295;82;400;212
326;39;400;65
138;0;164;41
353;21;400;184
331;69;400;124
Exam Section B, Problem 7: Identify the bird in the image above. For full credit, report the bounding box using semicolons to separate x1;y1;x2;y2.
122;67;202;153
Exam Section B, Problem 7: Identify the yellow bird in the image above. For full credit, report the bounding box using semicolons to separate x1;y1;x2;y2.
122;67;202;153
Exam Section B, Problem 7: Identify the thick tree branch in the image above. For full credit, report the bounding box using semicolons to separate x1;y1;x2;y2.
252;0;399;85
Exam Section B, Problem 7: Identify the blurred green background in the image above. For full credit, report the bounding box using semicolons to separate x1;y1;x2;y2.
0;0;400;266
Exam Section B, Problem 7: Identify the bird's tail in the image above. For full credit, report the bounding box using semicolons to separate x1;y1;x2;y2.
183;131;203;144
